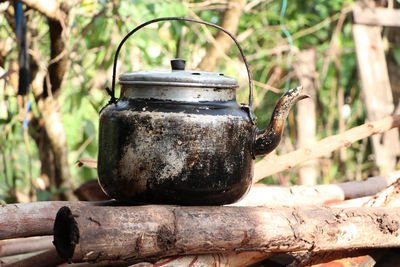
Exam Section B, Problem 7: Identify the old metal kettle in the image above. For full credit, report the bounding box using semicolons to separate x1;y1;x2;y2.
97;17;308;205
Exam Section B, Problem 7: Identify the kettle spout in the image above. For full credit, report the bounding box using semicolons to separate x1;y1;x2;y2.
254;86;309;157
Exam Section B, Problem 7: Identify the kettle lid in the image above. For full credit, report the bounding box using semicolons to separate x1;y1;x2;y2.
119;59;238;89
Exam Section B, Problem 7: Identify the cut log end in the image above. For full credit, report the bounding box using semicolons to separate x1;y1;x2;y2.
53;206;80;260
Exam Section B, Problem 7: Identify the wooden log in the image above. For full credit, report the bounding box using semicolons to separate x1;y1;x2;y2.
130;252;272;267
53;205;400;263
363;178;400;207
298;249;383;267
2;171;395;243
238;171;400;207
0;201;77;240
3;248;66;267
353;2;400;27
0;201;113;240
254;114;400;180
0;236;53;257
74;179;110;201
330;197;371;208
301;178;400;265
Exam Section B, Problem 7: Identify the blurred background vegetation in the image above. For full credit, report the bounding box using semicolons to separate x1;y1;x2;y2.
0;0;399;203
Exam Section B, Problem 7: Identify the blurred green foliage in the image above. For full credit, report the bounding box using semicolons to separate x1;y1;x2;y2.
1;0;396;202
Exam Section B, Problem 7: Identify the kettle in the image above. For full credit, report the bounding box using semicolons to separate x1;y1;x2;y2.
97;17;308;205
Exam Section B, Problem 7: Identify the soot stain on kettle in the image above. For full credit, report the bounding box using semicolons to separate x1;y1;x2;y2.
98;99;255;205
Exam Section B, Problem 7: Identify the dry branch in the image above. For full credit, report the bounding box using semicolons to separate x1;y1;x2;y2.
196;0;246;71
254;114;400;181
235;171;400;206
0;236;53;257
19;0;66;22
130;252;272;267
363;178;400;208
53;205;400;263
0;201;113;240
301;177;400;265
3;247;66;267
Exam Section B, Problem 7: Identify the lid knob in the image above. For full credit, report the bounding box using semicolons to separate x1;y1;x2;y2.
171;59;186;70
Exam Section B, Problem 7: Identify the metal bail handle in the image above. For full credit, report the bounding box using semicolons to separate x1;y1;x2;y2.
107;17;254;108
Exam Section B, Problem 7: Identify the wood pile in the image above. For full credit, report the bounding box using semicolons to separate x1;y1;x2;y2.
0;114;399;266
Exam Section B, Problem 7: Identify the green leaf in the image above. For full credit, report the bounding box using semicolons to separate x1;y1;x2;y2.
393;47;400;66
36;190;52;201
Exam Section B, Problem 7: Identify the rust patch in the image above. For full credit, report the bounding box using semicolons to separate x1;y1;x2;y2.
156;225;176;251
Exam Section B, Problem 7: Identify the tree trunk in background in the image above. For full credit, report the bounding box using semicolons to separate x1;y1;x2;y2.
294;49;318;185
197;0;246;71
40;98;75;200
353;22;400;173
387;2;400;111
23;1;75;200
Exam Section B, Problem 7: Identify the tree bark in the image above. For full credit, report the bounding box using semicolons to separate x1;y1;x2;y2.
53;205;400;263
254;114;400;181
197;0;247;71
297;176;400;266
0;201;113;240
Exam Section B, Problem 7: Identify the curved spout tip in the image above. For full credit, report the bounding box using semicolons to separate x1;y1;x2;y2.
276;86;310;115
254;86;309;157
